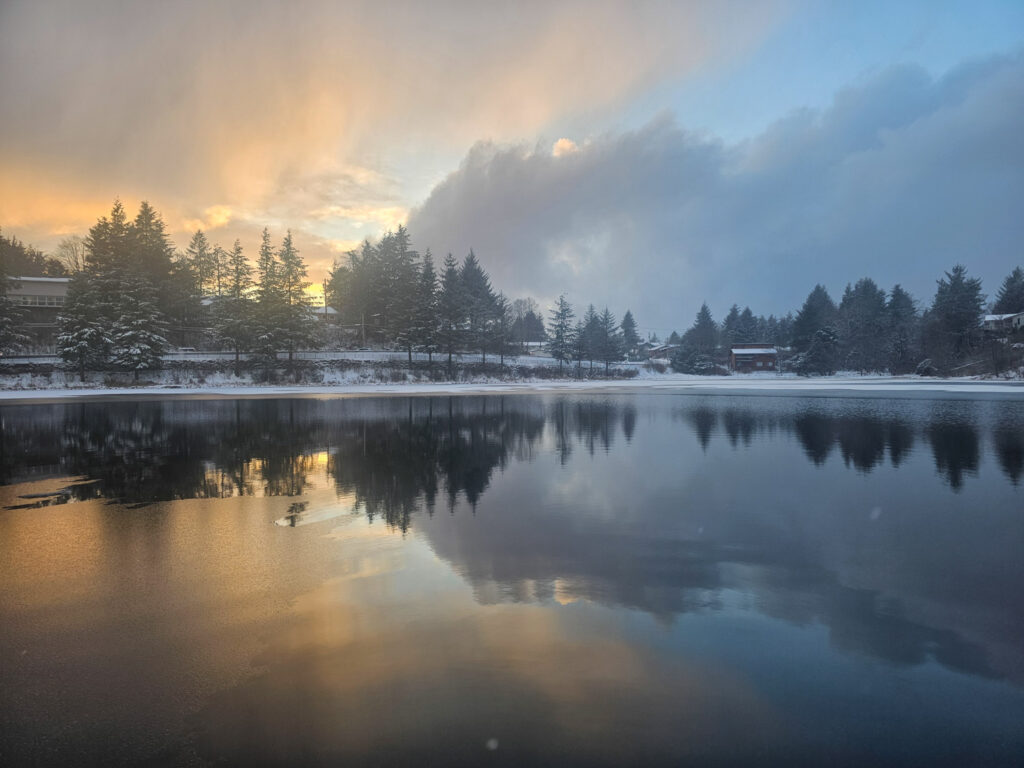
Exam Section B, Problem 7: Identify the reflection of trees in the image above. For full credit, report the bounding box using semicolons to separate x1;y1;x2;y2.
836;417;887;472
722;409;757;447
688;408;716;451
794;414;835;465
328;398;547;529
994;425;1023;485
928;420;979;491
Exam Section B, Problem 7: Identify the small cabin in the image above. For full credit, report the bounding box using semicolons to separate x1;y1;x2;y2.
730;343;778;373
983;313;1024;333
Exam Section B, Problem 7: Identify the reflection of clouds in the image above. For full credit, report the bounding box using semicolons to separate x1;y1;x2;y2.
191;559;785;766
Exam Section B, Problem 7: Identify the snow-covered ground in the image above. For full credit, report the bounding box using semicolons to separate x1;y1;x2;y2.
1;371;1022;402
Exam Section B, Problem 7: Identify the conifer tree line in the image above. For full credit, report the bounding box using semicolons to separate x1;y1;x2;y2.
3;200;1024;378
327;232;640;376
8;200;316;380
670;266;1024;376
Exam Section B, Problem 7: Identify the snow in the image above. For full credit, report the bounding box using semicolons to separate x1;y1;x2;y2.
730;347;778;355
1;372;1022;402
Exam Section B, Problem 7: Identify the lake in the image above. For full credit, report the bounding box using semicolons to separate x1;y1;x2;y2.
1;392;1023;766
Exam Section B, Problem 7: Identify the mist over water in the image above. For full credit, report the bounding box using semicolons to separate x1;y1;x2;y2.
2;393;1023;765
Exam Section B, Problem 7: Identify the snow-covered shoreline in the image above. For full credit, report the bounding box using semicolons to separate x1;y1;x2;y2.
1;373;1022;403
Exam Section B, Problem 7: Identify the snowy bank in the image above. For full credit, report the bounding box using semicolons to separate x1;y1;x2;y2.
1;372;1022;403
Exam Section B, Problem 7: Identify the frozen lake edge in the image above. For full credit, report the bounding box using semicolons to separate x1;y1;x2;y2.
2;374;1023;404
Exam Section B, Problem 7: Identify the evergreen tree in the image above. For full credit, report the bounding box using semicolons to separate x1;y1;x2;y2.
0;261;29;355
837;278;888;371
547;295;575;372
620;309;640;356
276;231;315;363
667;330;681;345
131;201;176;312
1;230;66;277
735;307;758;343
598;307;624;373
460;250;496;361
795;327;839;376
582;304;600;369
887;284;919;374
214;239;254;376
492;292;512;364
212;245;228;296
993;266;1024;315
930;264;985;365
721;304;741;347
186;229;215;296
253;228;284;360
570;319;587;375
792;285;838;351
111;278;169;381
685;303;718;353
57;273;111;382
437;253;465;375
411;251;439;362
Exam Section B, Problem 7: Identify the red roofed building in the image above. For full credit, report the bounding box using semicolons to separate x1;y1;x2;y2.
730;343;778;373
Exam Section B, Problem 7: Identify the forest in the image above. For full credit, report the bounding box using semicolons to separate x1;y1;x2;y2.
2;200;1023;379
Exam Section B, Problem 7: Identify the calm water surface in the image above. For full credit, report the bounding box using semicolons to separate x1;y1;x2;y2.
1;392;1023;766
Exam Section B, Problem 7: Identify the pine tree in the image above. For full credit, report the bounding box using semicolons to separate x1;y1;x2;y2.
276;231;315;363
721;304;741;347
253;228;284;361
582;304;600;369
131;201;176;310
492;292;512;364
214;239;254;376
837;278;888;372
112;278;169;381
887;284;918;374
620;309;640;357
792;285;838;351
547;295;575;372
437;253;465;375
186;229;214;296
598;307;624;373
736;307;758;343
687;303;718;353
212;245;228;296
460;250;496;362
930;264;985;364
570;319;587;376
0;262;29;355
411;251;439;362
57;273;111;382
993;267;1024;315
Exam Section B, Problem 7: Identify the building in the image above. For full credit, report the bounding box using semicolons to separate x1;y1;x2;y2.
983;312;1024;333
4;276;70;351
645;343;679;360
730;343;778;373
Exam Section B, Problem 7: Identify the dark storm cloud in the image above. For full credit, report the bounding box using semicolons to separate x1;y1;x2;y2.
408;54;1024;328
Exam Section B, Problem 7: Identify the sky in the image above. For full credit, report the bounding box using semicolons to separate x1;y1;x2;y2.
1;0;1022;331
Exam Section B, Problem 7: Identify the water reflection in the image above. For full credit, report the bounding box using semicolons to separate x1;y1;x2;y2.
2;392;1024;765
1;394;1021;506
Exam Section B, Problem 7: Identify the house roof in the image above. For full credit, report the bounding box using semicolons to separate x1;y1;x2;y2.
984;313;1024;322
9;276;71;283
731;347;777;355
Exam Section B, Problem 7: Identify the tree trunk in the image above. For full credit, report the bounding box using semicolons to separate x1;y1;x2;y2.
234;347;241;378
408;346;412;365
79;360;85;383
133;368;139;382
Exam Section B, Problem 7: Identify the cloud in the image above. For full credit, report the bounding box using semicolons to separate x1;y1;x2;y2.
0;0;781;272
408;53;1024;329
